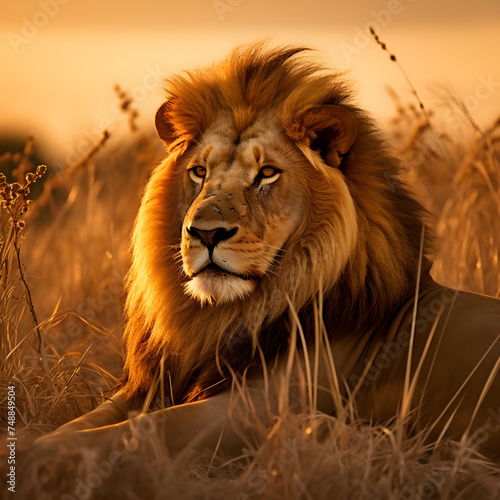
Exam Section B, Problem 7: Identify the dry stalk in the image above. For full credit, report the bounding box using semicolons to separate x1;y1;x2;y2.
0;166;49;371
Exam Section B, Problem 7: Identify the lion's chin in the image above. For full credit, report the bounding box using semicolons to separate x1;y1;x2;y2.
183;269;256;306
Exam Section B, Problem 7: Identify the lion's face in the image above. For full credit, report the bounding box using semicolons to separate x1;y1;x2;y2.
180;113;307;304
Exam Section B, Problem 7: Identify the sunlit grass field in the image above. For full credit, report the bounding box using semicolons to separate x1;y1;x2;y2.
1;81;499;498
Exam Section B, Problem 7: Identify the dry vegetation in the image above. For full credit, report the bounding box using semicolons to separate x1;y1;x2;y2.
1;75;500;498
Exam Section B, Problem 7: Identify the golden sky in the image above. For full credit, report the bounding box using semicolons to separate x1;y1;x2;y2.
1;0;499;163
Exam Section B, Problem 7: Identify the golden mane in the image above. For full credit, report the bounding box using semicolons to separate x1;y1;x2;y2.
120;43;434;404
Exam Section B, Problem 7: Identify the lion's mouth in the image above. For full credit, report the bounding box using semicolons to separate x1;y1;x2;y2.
191;263;254;281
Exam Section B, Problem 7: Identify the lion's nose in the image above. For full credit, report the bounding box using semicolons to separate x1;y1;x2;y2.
187;226;238;250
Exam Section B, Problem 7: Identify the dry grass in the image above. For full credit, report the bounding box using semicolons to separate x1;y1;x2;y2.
0;117;162;437
1;73;500;498
392;101;500;297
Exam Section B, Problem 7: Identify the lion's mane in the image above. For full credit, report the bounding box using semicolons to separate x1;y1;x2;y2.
120;43;434;404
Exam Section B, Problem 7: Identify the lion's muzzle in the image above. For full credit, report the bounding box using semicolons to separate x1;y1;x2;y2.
181;215;260;304
187;226;238;255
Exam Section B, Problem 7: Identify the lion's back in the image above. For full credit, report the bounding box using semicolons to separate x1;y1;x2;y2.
352;284;500;457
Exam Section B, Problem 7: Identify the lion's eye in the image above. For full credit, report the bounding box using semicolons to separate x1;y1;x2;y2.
257;166;280;186
260;166;278;178
189;166;207;183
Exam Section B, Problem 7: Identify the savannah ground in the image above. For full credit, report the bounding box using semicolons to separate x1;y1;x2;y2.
1;74;500;498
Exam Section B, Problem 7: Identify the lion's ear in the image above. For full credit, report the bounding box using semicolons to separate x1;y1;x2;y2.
155;101;177;145
287;104;357;168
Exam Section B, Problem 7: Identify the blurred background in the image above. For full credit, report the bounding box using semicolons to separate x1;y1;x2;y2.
1;0;500;165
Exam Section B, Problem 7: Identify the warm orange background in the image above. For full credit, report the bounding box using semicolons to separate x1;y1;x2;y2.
1;0;499;164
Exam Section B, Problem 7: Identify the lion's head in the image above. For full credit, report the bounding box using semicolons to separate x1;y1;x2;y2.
174;104;358;306
121;43;433;403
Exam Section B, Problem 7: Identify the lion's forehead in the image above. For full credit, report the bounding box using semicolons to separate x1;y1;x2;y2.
196;114;286;175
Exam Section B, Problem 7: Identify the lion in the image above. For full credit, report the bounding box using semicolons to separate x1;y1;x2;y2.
38;43;500;468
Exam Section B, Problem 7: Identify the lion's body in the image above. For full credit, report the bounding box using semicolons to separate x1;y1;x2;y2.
344;285;500;458
50;43;500;461
55;283;500;461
